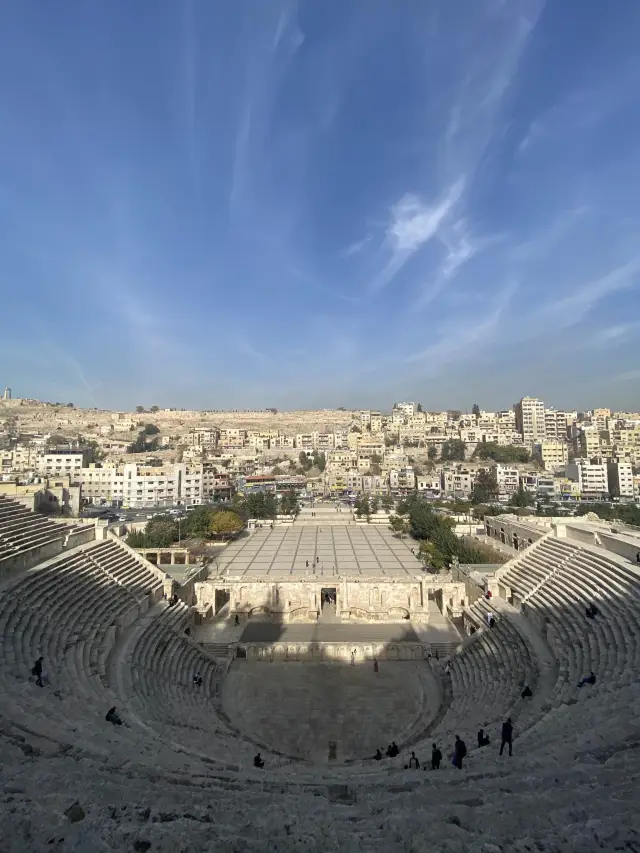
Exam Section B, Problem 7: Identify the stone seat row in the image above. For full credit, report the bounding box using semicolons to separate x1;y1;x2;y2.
431;603;533;744
87;538;162;598
123;603;277;767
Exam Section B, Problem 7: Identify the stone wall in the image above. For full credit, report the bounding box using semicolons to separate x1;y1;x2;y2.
241;642;428;661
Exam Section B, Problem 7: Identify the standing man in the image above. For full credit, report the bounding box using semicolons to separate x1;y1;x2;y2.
431;743;442;770
500;718;513;756
31;657;44;687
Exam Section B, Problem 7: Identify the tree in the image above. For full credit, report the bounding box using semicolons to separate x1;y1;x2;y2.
66;402;74;408
209;510;243;537
441;439;466;461
298;451;312;472
417;403;423;412
427;446;438;460
472;403;480;417
370;462;382;476
509;487;534;508
471;468;499;504
381;494;394;511
150;405;160;413
135;406;145;413
472;442;530;464
280;489;300;516
355;495;370;518
389;514;409;538
312;450;326;472
143;423;160;435
350;425;362;433
370;496;379;514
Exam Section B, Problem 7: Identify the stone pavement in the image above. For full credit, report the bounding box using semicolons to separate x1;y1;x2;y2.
239;622;421;643
219;524;424;579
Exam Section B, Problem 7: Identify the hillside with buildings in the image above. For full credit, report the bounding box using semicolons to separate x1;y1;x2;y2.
0;396;638;525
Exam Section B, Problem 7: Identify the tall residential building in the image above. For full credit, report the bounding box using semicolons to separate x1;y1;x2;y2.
566;459;609;499
535;440;568;472
606;460;634;498
544;409;572;442
515;397;546;445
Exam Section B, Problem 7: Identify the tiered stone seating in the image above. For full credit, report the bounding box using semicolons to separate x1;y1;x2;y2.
0;495;69;562
88;537;163;598
122;601;286;768
426;598;535;746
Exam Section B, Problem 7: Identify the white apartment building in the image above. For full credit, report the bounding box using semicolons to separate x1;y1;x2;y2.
536;440;569;471
389;467;415;492
393;402;416;418
544;409;571;442
592;408;611;431
606;461;634;498
11;444;40;471
369;412;383;433
416;474;442;493
218;428;246;448
80;462;203;508
35;450;89;479
273;434;295;449
566;459;609;499
187;428;218;447
495;465;519;496
515;397;546;445
441;468;474;497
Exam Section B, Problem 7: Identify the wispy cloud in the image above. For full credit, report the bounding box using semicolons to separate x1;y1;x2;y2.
344;234;372;257
543;259;640;327
369;178;464;293
595;321;640;345
405;281;517;368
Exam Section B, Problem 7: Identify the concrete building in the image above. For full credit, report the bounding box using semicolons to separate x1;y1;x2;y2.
544;409;572;442
578;426;601;458
495;465;519;496
35;449;91;479
389;467;415;492
79;462;203;508
536;440;569;471
566;459;609;500
606;460;634;499
393;402;416;418
441;467;474;498
515;397;546;445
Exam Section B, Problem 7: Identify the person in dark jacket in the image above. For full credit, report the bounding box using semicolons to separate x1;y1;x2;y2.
578;671;596;687
477;727;490;747
431;743;442;770
105;706;122;725
585;603;599;619
453;735;467;769
31;657;44;687
500;718;513;756
408;751;420;769
374;748;382;761
521;684;533;698
253;753;264;768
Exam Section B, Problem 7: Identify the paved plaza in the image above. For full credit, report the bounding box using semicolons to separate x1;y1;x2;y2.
239;622;420;643
218;524;424;579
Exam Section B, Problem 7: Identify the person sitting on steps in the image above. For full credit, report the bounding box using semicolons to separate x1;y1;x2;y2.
578;671;596;687
105;706;123;726
477;727;490;747
253;752;264;768
585;603;599;619
521;684;533;699
374;748;382;761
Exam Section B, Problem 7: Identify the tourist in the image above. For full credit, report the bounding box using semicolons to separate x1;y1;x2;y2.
390;741;399;757
386;743;393;757
350;650;356;666
431;743;442;770
521;685;533;699
184;626;191;636
585;603;599;619
235;614;240;626
485;590;492;599
374;748;382;761
435;649;439;660
253;752;264;768
452;735;467;769
373;658;379;673
500;718;513;756
31;657;44;688
444;661;452;675
636;551;640;566
193;672;203;687
477;728;490;747
489;617;496;629
105;706;122;726
578;671;596;688
408;751;420;769
306;560;309;568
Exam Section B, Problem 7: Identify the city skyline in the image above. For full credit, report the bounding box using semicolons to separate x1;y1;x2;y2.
1;1;639;410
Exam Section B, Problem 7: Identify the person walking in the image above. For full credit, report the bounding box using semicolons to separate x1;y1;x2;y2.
373;658;379;673
408;751;420;769
452;735;467;769
500;718;513;756
431;743;442;770
31;657;44;687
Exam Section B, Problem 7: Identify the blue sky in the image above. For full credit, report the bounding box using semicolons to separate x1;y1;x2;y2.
1;1;639;412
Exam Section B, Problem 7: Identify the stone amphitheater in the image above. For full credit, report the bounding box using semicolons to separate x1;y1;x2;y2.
1;493;639;853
